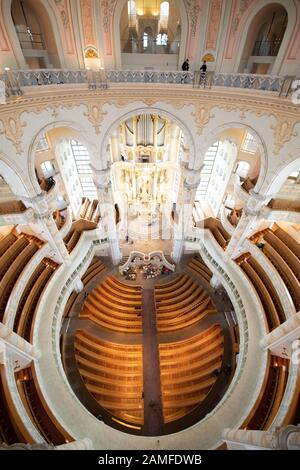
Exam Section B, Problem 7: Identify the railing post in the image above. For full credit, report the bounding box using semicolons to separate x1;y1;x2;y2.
4;68;22;96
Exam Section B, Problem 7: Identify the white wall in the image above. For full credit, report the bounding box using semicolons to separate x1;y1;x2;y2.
121;53;178;70
54;139;83;218
206;140;237;217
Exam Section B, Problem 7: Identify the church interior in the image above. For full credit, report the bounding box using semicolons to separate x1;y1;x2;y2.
0;0;300;452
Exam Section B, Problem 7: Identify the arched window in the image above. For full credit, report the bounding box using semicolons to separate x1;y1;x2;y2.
241;132;258;154
71;140;97;199
156;33;168;46
143;32;148;49
127;1;137;27
160;1;169;22
159;1;169;33
11;0;60;68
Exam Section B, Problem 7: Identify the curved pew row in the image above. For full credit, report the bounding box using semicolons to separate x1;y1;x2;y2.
155;274;216;332
256;227;300;312
80;276;143;333
0;366;23;445
236;252;286;331
187;255;213;284
15;366;72;445
203;218;231;249
242;356;289;431
0;231;46;323
63;258;106;319
74;330;143;427
13;259;58;340
159;324;224;424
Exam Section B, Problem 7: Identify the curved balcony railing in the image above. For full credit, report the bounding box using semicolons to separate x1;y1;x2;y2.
1;69;298;97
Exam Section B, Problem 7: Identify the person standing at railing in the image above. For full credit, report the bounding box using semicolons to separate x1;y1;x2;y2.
181;59;189;71
181;58;189;84
199;60;207;87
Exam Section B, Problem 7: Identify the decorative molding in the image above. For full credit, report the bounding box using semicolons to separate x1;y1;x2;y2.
83;103;107;134
142;98;159;107
184;0;201;37
101;0;117;33
0;113;27;155
271;116;298;155
54;0;69;28
81;0;96;46
205;0;222;50
192;104;215;134
231;0;252;33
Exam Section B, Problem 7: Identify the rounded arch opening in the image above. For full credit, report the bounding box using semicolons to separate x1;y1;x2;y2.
194;124;265;224
29;123;97;218
114;0;188;70
235;1;296;75
10;0;62;68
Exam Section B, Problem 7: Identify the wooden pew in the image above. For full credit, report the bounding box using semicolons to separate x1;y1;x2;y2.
262;243;300;312
0;242;39;322
0;237;29;280
159;325;224;423
16;367;72;445
274;227;300;259
74;330;143;426
155;274;216;332
242;356;288;430
264;230;300;280
16;265;55;340
0;367;22;444
238;256;281;331
0;232;17;258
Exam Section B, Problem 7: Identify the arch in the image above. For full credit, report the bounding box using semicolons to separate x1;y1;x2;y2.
99;107;196;170
0;153;35;198
198;122;268;193
112;0;188;69
27;121;94;194
3;0;65;69
264;155;300;196
233;0;297;75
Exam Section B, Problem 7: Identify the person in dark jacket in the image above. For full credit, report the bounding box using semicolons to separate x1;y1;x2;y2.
182;59;189;71
200;60;207;74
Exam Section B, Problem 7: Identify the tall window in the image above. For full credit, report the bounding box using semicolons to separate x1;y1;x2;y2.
36;134;49;151
71;140;97;199
160;2;169;22
195;142;219;200
143;32;148;48
241;132;258;154
127;1;137;27
159;1;169;33
156;33;168;45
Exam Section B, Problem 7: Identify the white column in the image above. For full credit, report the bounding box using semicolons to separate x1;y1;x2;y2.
93;166;122;265
260;311;300;359
226;191;272;259
0;323;40;371
223;426;300;450
171;162;196;264
21;194;70;264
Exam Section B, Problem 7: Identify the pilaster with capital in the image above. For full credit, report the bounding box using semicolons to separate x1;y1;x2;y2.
20;192;70;264
226;191;273;259
260;311;300;360
93;166;122;265
0;323;40;371
171;164;200;264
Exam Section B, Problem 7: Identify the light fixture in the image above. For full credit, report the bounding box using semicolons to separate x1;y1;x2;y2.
4;67;10;71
